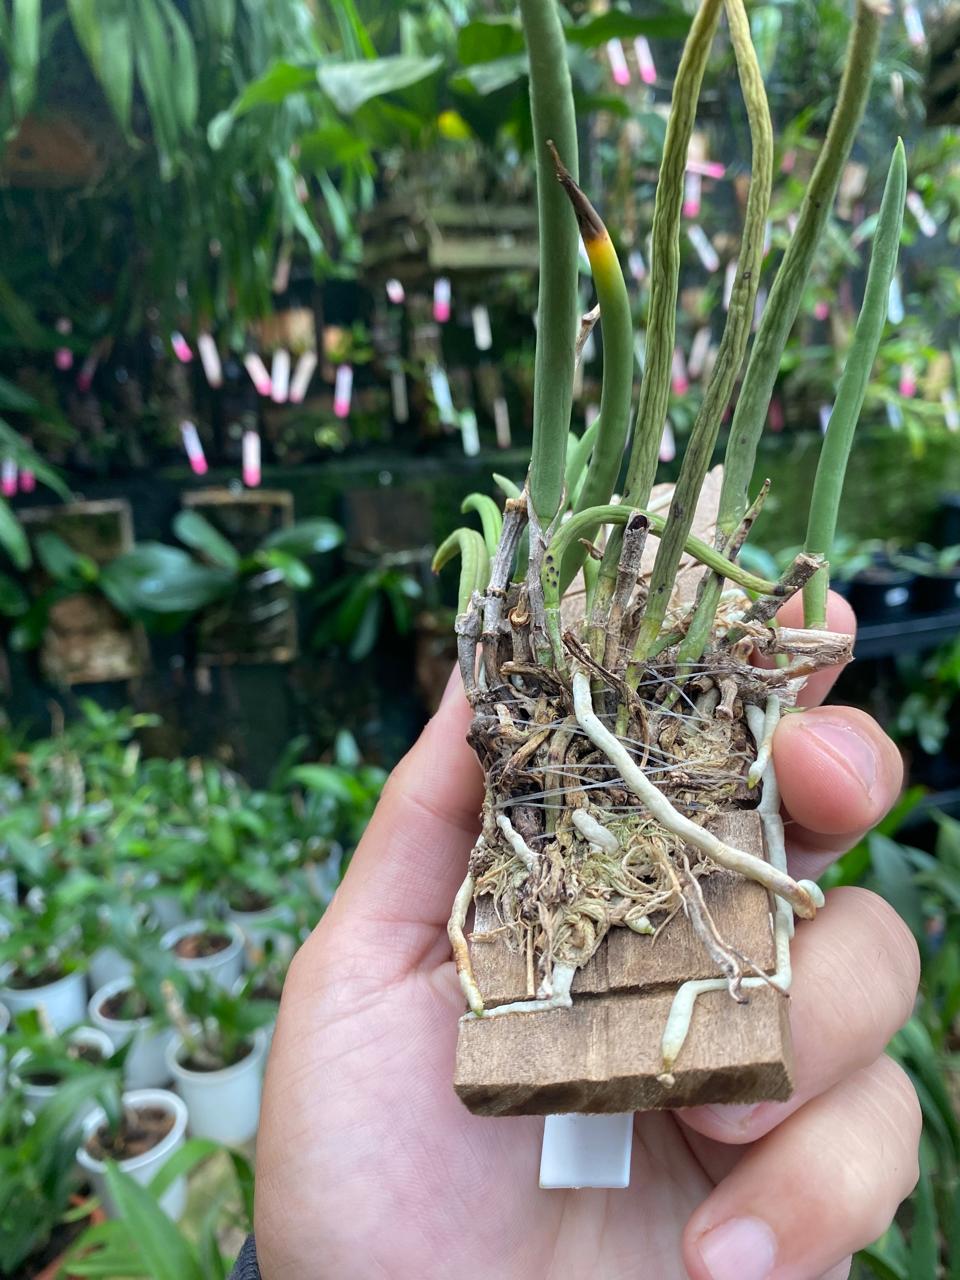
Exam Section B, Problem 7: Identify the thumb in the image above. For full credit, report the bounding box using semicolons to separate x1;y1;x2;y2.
321;667;483;969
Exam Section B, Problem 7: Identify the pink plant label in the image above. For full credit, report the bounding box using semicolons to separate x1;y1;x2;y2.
1;458;16;497
386;278;405;304
687;225;719;272
941;389;960;432
813;299;830;321
903;3;925;47
686;158;725;179
688;327;712;380
606;38;630;86
906;191;937;238
887;274;905;325
433;277;451;323
819;404;833;434
493;396;511;449
197;333;223;388
671;347;689;395
243;353;272;396
634;37;656;85
180;421;208;476
628;249;646;281
242;430;261;487
19;467;35;493
333;364;354;418
460;409;480;458
391;368;409;423
271;348;291;403
659;420;676;463
76;353;99;393
682;170;702;218
472;304;492;351
898;363;917;398
289;351;318;404
768;397;785;433
171;331;193;363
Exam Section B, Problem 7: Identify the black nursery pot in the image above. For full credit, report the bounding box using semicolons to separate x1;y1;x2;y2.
846;565;916;623
914;568;960;614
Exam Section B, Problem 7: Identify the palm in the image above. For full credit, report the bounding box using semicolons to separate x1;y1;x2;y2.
265;950;722;1278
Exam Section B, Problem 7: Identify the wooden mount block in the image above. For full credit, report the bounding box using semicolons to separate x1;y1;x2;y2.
455;810;794;1116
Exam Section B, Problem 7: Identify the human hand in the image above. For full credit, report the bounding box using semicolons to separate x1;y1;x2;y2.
255;593;920;1280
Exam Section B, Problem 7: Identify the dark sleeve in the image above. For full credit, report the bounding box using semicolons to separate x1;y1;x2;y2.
229;1234;261;1280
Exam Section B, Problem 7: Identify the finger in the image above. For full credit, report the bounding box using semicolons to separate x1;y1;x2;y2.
680;887;920;1144
325;667;482;954
774;705;904;881
683;1055;921;1280
775;590;857;708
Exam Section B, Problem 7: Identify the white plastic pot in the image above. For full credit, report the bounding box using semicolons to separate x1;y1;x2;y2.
0;966;87;1032
88;978;174;1089
161;920;245;991
88;946;133;995
77;1088;188;1220
13;1026;115;1120
165;1028;267;1145
148;889;186;931
225;902;294;956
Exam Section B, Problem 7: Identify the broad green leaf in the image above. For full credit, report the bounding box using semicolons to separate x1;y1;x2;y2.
0;497;29;569
102;1162;204;1280
10;0;41;121
456;17;524;65
157;0;198;133
147;1137;222;1199
34;530;98;583
132;0;179;177
348;590;381;660
255;548;312;589
66;0;133;135
316;54;443;116
100;544;233;615
452;54;527;97
173;510;240;572
207;61;315;148
262;518;344;557
868;833;926;943
298;122;371;171
565;11;691;45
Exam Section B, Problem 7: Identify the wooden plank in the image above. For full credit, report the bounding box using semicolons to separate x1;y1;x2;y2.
454;810;794;1115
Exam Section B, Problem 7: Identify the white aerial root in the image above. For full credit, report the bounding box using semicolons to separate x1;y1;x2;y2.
571;807;620;853
656;698;824;1083
496;813;538;871
747;694;780;788
461;963;576;1021
448;863;485;1016
570;672;818;919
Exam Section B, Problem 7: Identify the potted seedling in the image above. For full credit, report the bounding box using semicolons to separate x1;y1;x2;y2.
162;978;273;1145
436;0;905;1134
0;897;87;1032
10;1015;115;1120
88;957;177;1090
0;1072;113;1277
77;1086;189;1221
161;918;246;991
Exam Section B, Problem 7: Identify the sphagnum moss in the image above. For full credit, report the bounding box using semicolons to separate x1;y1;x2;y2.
437;0;905;1079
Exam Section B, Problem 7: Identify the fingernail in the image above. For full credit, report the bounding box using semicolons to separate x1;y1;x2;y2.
697;1216;777;1280
699;1101;760;1133
798;713;879;794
